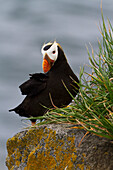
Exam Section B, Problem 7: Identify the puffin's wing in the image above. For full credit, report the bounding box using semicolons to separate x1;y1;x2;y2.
19;73;48;96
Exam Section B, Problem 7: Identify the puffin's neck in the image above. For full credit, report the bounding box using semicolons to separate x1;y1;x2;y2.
49;46;69;72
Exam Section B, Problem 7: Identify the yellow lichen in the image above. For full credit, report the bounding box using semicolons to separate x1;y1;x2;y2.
6;127;90;170
76;164;91;170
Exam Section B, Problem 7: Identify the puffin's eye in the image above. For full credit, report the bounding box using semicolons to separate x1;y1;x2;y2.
52;50;56;54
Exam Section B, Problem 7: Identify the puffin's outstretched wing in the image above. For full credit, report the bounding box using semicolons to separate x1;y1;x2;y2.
19;73;48;96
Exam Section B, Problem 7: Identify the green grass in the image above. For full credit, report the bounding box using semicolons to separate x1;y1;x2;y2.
31;10;113;140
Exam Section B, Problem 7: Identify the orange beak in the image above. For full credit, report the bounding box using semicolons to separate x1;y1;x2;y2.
42;54;54;73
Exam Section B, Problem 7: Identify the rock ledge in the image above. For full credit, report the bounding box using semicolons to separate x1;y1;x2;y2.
6;124;113;170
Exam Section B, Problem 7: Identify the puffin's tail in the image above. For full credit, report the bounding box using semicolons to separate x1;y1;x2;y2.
9;108;14;112
9;104;25;117
9;109;14;112
9;106;20;112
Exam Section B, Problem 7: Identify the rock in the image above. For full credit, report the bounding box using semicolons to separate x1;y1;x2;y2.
6;124;113;170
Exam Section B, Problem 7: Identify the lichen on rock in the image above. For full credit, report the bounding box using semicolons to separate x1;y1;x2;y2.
6;124;113;170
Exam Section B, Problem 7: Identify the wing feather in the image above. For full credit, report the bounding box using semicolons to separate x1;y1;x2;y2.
19;73;48;96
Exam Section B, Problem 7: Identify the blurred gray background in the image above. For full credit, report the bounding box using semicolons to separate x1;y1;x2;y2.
0;0;113;169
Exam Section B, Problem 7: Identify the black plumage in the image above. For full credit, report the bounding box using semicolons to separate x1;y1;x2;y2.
9;43;79;124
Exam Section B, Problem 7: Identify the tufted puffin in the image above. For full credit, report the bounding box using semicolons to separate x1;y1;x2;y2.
9;41;79;125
